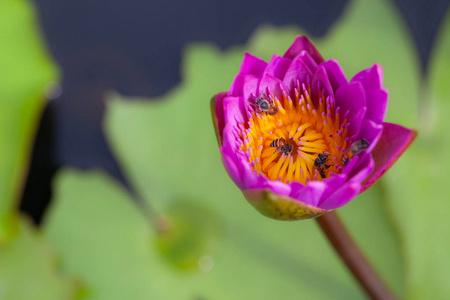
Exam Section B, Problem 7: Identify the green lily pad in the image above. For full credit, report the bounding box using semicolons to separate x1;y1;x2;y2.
156;201;223;271
0;1;76;299
0;218;77;300
44;0;420;298
0;0;59;241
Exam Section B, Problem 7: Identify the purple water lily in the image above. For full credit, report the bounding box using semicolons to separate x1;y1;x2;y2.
211;36;416;220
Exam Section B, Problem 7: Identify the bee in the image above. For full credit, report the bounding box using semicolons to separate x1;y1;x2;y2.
314;152;331;179
270;138;293;155
248;94;278;116
343;139;370;165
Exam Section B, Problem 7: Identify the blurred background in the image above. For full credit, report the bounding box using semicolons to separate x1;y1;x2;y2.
1;0;450;299
21;0;449;223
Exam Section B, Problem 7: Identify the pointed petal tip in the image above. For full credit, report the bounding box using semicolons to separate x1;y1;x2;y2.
361;124;417;192
243;189;330;221
239;53;268;77
283;36;324;64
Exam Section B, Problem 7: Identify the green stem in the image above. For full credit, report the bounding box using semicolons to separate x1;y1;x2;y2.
316;211;398;300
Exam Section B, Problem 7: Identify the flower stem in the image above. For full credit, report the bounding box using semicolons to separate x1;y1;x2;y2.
315;211;398;300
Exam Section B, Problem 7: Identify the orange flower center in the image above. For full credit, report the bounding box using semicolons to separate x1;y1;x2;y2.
238;82;351;184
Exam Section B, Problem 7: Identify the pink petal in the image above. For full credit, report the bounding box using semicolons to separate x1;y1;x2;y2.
319;182;361;210
259;73;289;101
236;152;258;189
358;120;384;153
282;52;315;90
239;52;267;77
347;152;375;183
365;88;388;124
361;122;417;192
350;64;383;90
220;141;244;189
348;107;367;139
223;96;246;128
290;181;327;207
229;73;259;98
335;81;367;118
235;153;292;195
335;81;367;136
320;155;374;210
265;54;292;80
342;155;360;176
283;36;324;64
320;59;348;93
293;51;319;73
317;174;347;206
229;74;260;116
312;66;334;106
211;92;227;145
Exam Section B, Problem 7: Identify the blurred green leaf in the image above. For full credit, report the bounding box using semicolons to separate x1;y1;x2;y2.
44;0;420;298
0;1;75;299
380;7;450;299
0;218;76;300
156;201;223;271
0;0;59;241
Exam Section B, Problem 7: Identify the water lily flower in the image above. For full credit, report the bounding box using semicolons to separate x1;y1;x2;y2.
211;36;416;220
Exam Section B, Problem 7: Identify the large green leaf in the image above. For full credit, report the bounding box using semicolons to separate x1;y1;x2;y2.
0;1;77;299
44;0;420;298
0;218;77;300
380;7;450;299
0;0;59;241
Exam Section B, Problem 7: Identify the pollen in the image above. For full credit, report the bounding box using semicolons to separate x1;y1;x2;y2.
238;81;352;184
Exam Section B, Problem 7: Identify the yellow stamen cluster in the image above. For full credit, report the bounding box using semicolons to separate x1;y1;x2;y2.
238;81;351;184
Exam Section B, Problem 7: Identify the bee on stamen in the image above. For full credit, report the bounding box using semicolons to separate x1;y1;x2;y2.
248;94;278;116
343;139;370;165
314;152;331;179
270;138;293;155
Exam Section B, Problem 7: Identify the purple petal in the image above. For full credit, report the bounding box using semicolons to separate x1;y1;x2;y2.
293;51;319;73
220;141;244;189
335;81;367;115
236;155;292;196
211;92;227;145
361;122;417;192
320;155;374;210
223;96;246;127
290;181;327;207
365;88;388;124
319;59;348;93
342;155;360;176
265;54;292;80
283;36;324;64
229;74;260;116
316;174;347;206
312;66;334;106
335;82;367;136
358;120;384;153
259;73;289;101
282;52;315;90
347;152;375;183
348;107;367;139
236;152;258;189
229;73;259;98
350;64;383;90
319;182;361;210
239;52;267;77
